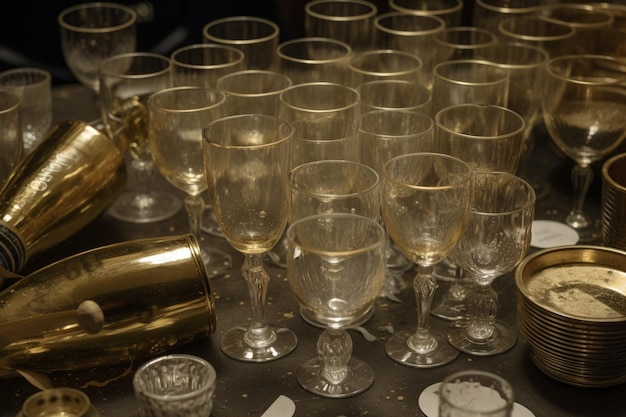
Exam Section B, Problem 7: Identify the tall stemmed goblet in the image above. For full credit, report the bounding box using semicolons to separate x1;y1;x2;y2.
542;55;626;242
431;103;525;320
356;110;436;300
58;2;137;95
289;160;381;327
99;52;181;223
382;153;472;367
147;86;232;277
287;213;386;397
203;114;297;362
447;171;535;356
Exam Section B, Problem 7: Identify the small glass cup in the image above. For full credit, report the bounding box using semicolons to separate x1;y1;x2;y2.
439;370;514;417
21;388;92;417
0;67;52;154
133;354;217;417
0;89;21;186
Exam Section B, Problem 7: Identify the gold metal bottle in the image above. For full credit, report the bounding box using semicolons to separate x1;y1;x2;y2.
0;120;126;273
0;234;216;374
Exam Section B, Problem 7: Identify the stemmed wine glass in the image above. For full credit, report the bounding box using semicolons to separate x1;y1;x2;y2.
203;114;297;362
542;54;626;242
99;52;182;223
58;2;137;95
382;152;472;368
147;86;233;277
289;159;381;327
446;171;535;356
287;213;386;397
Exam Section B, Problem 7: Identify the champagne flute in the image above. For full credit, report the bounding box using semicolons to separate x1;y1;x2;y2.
447;171;535;356
287;213;386;397
58;2;137;95
203;114;297;362
148;86;233;278
542;54;626;242
99;52;182;223
289;160;381;327
382;152;472;367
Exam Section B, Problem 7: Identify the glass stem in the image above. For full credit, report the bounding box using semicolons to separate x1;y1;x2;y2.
465;282;498;343
130;158;156;200
567;164;593;229
242;253;276;348
318;328;352;385
407;265;438;354
184;194;204;238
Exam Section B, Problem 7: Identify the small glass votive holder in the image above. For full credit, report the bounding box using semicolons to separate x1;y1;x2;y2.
439;370;514;417
133;354;217;417
21;388;93;417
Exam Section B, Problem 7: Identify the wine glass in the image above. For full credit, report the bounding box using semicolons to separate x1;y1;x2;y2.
203;114;297;362
356;109;436;299
542;54;626;242
431;103;526;319
289;160;381;327
446;171;535;356
58;2;137;95
147;86;232;278
382;152;472;367
99;52;182;223
287;213;386;397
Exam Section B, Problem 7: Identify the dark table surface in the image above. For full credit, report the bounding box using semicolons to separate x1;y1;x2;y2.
0;84;623;417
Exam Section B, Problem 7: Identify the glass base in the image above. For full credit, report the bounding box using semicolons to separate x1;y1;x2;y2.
199;244;233;278
109;190;181;224
446;321;516;356
220;325;297;362
297;357;374;398
299;305;374;329
200;208;226;238
385;329;459;368
430;280;469;321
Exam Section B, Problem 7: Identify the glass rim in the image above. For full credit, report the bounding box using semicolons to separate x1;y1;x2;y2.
289;159;380;199
433;26;498;49
476;42;549;69
0;67;51;86
291;116;356;142
602;152;626;191
58;2;137;33
435;103;526;140
203;113;293;149
305;0;378;22
348;49;423;77
170;43;245;70
287;213;386;256
202;15;280;45
0;89;21;113
279;82;360;114
133;354;216;401
498;15;576;41
537;3;615;29
545;54;626;85
440;370;515;412
374;12;446;36
277;37;352;65
389;0;464;15
100;52;171;78
216;70;292;97
434;59;510;85
356;109;434;139
147;86;226;113
382;152;473;191
475;0;542;14
468;171;536;215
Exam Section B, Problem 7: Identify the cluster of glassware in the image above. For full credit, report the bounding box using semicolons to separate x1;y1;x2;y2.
0;0;624;410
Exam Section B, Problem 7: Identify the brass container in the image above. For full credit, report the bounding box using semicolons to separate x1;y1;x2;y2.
0;234;216;374
0;120;126;273
602;152;626;251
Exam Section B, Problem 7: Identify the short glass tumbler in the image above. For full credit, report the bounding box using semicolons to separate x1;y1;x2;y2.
133;354;217;417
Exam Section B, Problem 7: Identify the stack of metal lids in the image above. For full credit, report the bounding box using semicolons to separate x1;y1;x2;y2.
515;245;626;388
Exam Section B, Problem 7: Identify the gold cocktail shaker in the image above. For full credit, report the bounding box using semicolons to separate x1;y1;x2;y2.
0;234;216;374
0;120;126;274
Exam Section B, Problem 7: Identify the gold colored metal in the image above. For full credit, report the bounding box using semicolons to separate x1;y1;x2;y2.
0;234;216;374
0;120;126;272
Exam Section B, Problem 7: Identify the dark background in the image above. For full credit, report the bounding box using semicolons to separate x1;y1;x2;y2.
0;0;478;86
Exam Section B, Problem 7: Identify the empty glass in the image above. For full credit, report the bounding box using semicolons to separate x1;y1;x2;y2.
276;37;352;84
497;15;576;57
216;70;292;116
58;2;137;94
439;370;515;417
0;90;21;187
170;43;245;88
433;26;498;64
348;49;423;87
357;79;432;115
304;0;378;52
472;0;543;34
389;0;465;28
202;15;280;70
279;82;360;123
